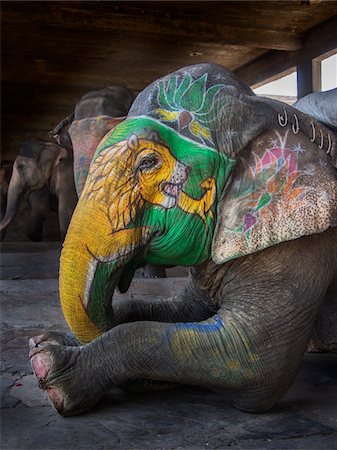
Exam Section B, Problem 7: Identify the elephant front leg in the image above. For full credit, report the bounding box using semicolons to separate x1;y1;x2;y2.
30;310;281;416
29;338;102;416
30;279;216;369
26;188;51;241
113;278;216;324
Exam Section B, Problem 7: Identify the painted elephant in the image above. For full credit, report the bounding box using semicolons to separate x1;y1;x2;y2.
0;137;77;241
29;64;337;416
50;86;165;278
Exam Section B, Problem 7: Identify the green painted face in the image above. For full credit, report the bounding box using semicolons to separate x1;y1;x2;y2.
94;116;236;266
61;115;236;341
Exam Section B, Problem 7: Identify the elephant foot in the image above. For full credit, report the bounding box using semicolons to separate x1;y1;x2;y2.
29;335;102;416
30;330;80;347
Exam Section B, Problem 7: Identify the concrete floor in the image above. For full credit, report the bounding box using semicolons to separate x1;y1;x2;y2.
1;243;337;450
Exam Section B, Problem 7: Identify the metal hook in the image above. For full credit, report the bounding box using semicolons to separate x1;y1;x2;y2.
327;133;332;154
292;114;299;134
319;129;324;150
310;122;316;143
277;108;288;127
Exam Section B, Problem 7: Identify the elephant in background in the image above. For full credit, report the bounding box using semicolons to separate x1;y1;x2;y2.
0;160;14;240
50;86;166;278
0;137;77;241
1;160;13;217
29;64;337;416
293;88;337;131
50;86;135;196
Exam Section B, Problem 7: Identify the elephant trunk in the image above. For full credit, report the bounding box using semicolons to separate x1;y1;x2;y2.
59;196;145;344
0;163;24;236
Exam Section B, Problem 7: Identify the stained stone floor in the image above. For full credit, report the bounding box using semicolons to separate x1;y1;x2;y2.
1;242;337;450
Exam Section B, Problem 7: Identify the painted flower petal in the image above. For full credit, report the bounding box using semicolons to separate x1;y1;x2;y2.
155;109;180;122
195;96;224;124
179;110;193;130
255;192;271;211
188;119;213;143
165;76;178;105
180;73;208;112
157;81;171;109
243;213;257;233
195;84;225;114
267;167;287;193
189;119;202;137
174;73;193;107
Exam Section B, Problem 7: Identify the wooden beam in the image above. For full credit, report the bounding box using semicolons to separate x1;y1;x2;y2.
312;59;322;93
1;21;266;89
236;15;337;88
1;3;302;51
297;59;313;98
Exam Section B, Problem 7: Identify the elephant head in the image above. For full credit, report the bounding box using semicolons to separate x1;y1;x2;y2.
50;87;135;197
60;64;337;344
0;137;72;239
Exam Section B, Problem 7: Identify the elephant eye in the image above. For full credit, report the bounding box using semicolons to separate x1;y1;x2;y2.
137;155;158;171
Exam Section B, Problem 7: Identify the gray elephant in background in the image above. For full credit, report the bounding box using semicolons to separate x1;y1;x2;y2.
1;160;13;218
0;137;77;241
294;88;337;131
50;86;135;196
50;86;166;278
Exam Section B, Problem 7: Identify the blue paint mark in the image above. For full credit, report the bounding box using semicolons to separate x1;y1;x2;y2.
177;314;225;333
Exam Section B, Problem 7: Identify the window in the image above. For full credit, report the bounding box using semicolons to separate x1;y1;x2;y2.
253;70;297;105
321;53;337;91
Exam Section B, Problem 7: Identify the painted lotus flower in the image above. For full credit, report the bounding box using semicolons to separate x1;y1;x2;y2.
231;146;307;239
152;73;225;144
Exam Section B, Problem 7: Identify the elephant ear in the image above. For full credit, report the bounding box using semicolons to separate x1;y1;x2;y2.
49;113;74;152
212;119;337;264
69;115;126;196
36;143;66;181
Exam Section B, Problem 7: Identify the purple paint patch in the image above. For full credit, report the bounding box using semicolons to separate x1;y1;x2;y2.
243;213;257;233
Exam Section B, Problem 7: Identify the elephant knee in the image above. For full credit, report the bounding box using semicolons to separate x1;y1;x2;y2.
231;384;286;413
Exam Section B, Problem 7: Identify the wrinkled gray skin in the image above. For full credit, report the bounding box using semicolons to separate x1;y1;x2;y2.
50;86;165;278
29;64;337;417
0;137;77;241
294;88;337;131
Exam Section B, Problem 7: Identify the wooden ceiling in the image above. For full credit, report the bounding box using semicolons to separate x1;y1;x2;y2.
2;1;337;158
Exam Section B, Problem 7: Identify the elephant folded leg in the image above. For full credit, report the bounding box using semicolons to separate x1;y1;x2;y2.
112;277;216;325
27;315;270;415
29;310;299;416
31;229;337;416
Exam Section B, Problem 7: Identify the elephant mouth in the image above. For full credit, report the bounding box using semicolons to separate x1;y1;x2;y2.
81;256;135;332
161;181;184;198
83;248;136;308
